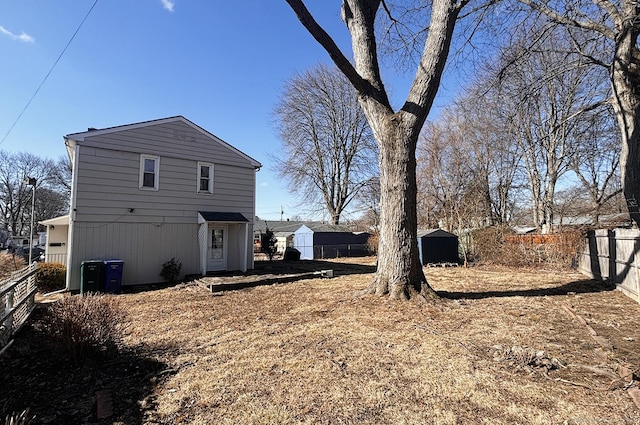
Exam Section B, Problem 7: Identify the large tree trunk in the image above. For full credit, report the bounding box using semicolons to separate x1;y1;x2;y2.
362;115;437;300
611;22;640;226
284;0;460;301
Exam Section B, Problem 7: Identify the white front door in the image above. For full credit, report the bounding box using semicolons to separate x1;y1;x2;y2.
207;225;228;271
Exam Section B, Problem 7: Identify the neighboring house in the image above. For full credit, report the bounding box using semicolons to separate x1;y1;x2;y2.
293;224;370;259
40;214;69;264
273;231;294;254
41;116;261;291
253;219;308;253
417;229;459;265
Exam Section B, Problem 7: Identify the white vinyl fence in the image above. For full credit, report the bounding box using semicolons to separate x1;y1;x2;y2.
0;263;38;354
577;228;640;303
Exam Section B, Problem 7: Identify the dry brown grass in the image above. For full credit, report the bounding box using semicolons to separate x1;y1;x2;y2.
111;258;640;424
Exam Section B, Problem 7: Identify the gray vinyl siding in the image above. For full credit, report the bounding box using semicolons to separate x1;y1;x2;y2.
73;147;255;223
76;120;254;168
67;222;200;290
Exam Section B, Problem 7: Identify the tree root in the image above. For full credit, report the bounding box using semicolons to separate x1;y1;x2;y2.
354;277;447;308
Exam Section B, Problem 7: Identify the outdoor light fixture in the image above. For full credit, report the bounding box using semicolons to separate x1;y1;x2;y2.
24;177;36;263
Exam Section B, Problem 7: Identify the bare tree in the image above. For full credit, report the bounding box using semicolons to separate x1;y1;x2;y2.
569;105;622;223
491;31;609;233
51;155;73;198
517;0;640;226
272;64;378;225
353;176;381;232
0;151;68;239
284;0;473;300
417;119;492;232
454;86;524;225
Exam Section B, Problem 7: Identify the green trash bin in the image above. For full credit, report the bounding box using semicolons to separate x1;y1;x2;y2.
81;260;104;294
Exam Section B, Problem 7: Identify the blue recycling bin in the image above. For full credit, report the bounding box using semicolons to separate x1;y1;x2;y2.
103;260;124;294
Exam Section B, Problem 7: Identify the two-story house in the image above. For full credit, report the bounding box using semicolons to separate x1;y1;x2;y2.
41;116;261;291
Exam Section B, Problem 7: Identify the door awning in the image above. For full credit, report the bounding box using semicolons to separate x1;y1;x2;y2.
198;211;249;224
40;214;70;226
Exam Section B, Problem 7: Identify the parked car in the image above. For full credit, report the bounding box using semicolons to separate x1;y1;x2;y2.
13;245;45;262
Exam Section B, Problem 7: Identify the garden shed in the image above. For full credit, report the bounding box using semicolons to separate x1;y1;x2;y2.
417;229;459;265
293;224;370;259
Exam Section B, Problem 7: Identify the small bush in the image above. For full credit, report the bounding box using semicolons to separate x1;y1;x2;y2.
35;262;66;293
260;227;278;261
41;294;126;364
471;226;516;265
0;253;26;281
160;257;182;282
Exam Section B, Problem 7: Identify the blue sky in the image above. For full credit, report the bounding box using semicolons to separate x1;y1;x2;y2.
1;1;461;221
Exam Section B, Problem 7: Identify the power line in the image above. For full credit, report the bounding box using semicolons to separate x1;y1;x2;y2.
0;0;100;145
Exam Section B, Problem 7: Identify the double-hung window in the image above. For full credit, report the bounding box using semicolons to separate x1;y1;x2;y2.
140;154;159;190
198;162;214;194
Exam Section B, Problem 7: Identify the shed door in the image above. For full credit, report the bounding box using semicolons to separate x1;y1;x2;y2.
207;225;228;271
295;232;314;260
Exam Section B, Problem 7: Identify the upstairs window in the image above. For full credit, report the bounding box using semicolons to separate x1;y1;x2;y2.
198;162;214;194
140;154;159;190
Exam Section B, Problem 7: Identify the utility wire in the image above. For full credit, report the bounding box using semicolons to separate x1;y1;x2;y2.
0;0;100;145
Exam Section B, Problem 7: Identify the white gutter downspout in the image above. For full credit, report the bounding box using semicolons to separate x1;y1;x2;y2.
65;141;80;291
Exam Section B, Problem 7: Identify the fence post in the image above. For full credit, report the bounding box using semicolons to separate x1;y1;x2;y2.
4;287;14;337
608;229;617;284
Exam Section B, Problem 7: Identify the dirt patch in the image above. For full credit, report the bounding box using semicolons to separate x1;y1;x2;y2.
1;259;639;424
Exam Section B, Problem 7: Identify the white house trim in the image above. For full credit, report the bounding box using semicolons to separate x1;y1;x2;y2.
139;154;160;190
66;142;80;291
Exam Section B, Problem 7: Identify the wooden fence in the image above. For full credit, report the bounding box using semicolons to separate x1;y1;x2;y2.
0;263;38;354
577;228;640;303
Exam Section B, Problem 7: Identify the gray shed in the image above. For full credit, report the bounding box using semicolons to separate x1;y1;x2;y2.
417;229;459;265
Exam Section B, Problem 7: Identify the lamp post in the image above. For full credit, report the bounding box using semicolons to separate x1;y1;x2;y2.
25;177;36;264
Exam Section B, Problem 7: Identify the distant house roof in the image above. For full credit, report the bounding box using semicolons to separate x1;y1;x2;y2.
552;213;631;227
255;219;362;234
254;219;309;233
512;226;537;235
298;223;356;233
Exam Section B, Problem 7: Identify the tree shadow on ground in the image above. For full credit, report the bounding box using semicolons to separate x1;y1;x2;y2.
437;278;616;300
0;306;174;425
